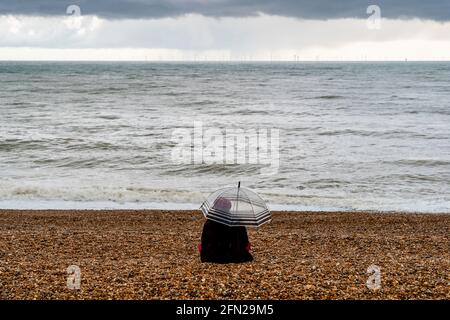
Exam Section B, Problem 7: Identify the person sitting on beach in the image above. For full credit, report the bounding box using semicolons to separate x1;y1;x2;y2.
199;197;253;263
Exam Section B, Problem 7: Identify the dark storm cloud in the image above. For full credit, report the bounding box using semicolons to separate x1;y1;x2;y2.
0;0;449;21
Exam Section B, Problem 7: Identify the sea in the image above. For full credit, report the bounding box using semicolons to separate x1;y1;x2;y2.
0;61;449;212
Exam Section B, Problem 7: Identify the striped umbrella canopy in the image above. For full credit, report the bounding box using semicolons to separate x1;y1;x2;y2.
200;182;271;227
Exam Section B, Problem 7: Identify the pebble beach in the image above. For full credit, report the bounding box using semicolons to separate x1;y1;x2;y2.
0;210;448;299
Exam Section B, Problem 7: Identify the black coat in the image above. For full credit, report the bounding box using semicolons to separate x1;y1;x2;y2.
200;219;253;263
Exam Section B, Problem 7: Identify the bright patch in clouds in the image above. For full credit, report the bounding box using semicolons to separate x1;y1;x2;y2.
1;14;450;60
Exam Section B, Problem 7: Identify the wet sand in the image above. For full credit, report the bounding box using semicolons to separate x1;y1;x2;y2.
0;210;448;299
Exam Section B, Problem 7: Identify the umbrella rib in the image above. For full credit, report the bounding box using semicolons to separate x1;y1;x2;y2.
241;188;256;218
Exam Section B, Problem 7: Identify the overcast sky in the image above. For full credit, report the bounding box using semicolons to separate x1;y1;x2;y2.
1;0;450;60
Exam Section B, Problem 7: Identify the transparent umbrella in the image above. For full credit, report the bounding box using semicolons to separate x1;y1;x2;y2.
200;182;271;227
